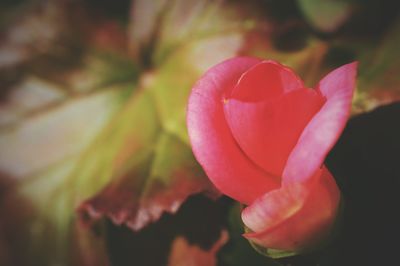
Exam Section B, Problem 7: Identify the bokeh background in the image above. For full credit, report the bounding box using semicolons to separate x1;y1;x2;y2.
1;0;400;265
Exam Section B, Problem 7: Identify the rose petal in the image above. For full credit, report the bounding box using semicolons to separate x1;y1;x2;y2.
243;166;340;251
187;57;280;205
283;62;358;185
228;60;304;102
224;88;325;176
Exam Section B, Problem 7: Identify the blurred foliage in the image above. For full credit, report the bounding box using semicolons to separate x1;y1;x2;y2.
298;0;352;32
0;0;399;265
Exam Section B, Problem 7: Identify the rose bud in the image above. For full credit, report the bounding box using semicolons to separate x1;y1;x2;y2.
187;57;357;253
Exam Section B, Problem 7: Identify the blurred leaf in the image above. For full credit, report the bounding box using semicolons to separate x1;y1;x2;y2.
359;18;400;88
0;5;136;259
128;0;260;68
1;88;125;266
0;76;67;127
77;130;216;231
63;51;139;94
76;0;267;232
298;0;353;32
351;17;400;113
151;0;252;65
0;89;122;177
128;0;168;62
73;44;227;230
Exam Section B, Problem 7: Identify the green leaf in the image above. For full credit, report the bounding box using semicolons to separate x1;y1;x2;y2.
358;17;400;90
248;240;298;259
70;88;161;200
74;0;268;246
298;0;353;32
73;73;217;230
350;17;400;113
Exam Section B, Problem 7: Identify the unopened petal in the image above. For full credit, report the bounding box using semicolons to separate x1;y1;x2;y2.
229;60;304;102
187;57;280;205
225;88;325;177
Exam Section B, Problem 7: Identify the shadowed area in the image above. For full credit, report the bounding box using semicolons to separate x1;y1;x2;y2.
325;102;400;266
106;194;231;266
276;102;400;265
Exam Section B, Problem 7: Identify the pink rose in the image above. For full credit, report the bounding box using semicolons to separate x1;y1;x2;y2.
187;57;357;252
